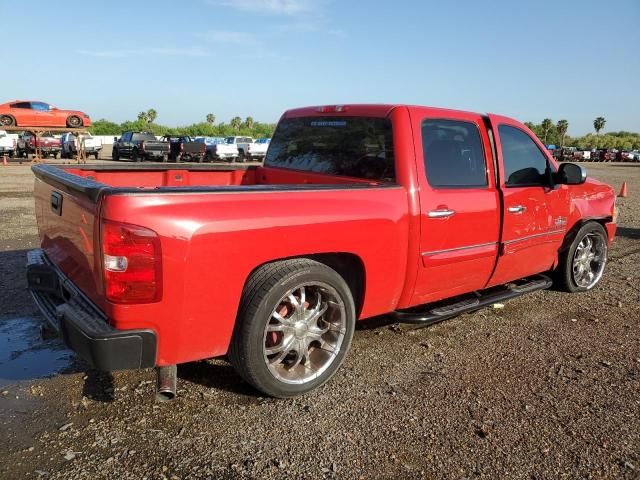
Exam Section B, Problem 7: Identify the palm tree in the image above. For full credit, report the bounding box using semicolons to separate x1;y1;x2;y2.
244;116;254;129
230;116;242;131
541;118;553;144
206;113;215;124
556;119;569;148
593;117;606;135
146;109;157;124
137;111;148;122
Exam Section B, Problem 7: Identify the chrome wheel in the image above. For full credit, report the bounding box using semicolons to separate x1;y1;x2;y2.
263;283;346;385
572;232;607;289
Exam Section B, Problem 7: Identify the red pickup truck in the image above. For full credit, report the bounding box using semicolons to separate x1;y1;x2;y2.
27;104;617;400
17;132;62;159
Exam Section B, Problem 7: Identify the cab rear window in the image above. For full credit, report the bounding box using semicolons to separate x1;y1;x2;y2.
264;117;395;182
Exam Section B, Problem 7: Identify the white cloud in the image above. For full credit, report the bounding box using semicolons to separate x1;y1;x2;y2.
206;0;315;15
77;47;210;58
196;31;257;45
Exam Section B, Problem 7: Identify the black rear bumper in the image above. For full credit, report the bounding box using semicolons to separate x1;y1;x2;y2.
26;249;156;371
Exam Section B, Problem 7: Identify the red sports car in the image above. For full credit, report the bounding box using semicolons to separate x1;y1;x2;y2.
0;100;91;128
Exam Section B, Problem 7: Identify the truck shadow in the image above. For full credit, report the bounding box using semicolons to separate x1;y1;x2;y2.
178;360;261;397
0;248;114;401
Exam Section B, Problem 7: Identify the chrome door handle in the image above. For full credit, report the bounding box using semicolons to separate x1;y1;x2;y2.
508;205;527;214
428;209;455;218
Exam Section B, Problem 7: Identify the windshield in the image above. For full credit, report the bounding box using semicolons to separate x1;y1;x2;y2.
264;116;395;182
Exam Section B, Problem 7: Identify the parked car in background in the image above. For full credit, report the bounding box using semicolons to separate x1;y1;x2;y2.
27;103;616;400
630;150;640;162
226;136;254;161
0;100;91;128
61;133;103;160
16;132;61;159
244;137;271;161
160;135;207;162
0;129;16;157
112;132;169;162
196;136;239;162
595;149;616;162
616;151;633;162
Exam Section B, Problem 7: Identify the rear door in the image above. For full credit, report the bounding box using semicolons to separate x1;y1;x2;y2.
410;109;501;305
487;116;569;286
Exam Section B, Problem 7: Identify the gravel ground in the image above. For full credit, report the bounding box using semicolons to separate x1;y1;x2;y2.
0;161;638;479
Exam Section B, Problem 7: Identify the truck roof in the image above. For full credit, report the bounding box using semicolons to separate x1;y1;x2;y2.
283;104;520;124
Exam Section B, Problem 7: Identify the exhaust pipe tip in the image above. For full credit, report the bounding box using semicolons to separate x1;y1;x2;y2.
155;365;177;402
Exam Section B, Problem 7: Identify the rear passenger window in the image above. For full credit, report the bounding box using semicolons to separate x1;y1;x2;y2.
422;119;487;188
498;125;548;187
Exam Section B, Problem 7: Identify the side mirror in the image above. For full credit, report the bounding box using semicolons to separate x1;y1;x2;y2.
557;162;587;185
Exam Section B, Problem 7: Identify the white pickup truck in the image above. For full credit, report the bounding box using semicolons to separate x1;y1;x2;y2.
0;129;16;157
196;137;239;162
246;137;270;160
61;132;103;159
225;136;257;162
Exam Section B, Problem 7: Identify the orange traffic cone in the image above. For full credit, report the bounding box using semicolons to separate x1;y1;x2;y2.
618;182;628;198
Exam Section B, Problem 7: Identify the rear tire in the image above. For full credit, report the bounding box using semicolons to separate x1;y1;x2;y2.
112;148;119;161
555;222;608;293
228;259;356;398
0;115;16;127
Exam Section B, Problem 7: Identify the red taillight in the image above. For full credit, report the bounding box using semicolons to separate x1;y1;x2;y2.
315;105;348;113
140;140;145;151
101;220;162;304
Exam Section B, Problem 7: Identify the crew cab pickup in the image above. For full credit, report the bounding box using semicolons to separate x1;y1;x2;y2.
27;104;617;400
161;135;207;163
112;132;169;162
226;136;255;161
17;132;61;159
196;137;239;162
245;137;270;161
61;133;103;160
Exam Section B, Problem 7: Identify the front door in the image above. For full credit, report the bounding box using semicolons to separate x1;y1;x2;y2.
487;117;569;286
410;109;501;306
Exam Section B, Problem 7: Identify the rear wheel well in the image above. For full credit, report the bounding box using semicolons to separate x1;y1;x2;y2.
243;253;366;317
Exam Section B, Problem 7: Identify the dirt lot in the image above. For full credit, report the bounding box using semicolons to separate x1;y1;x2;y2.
0;161;638;479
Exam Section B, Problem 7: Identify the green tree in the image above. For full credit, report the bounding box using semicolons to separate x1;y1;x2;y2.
137;111;148;122
593;117;606;135
206;113;215;124
556;120;569;148
541;118;553;144
147;109;157;124
230;116;242;131
244;116;254;129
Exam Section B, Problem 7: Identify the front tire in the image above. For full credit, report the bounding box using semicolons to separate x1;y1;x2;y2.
112;148;119;161
228;259;356;398
555;222;608;292
66;116;83;128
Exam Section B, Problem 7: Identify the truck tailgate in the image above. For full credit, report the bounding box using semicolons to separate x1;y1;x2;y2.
33;176;102;306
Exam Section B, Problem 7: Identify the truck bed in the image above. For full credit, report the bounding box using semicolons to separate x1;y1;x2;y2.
34;164;381;202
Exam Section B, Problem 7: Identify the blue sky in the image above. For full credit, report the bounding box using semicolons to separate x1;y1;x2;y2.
4;0;638;134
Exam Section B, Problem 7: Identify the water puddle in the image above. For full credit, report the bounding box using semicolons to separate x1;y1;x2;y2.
0;316;74;388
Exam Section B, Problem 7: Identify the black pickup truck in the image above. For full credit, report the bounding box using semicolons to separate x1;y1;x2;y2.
160;135;207;162
112;132;169;162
